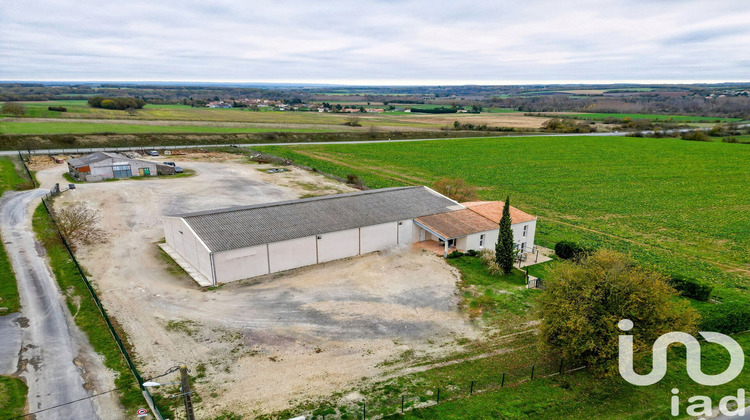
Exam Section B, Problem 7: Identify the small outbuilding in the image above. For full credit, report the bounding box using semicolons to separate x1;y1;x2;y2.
162;187;537;286
67;152;158;182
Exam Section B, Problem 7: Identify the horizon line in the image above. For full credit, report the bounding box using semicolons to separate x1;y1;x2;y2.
2;79;749;87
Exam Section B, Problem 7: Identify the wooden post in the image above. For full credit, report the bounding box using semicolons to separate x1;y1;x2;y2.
470;380;474;395
180;365;196;420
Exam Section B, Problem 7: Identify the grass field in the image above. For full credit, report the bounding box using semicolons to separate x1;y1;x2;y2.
0;121;339;135
544;112;742;123
0;375;27;418
260;136;750;310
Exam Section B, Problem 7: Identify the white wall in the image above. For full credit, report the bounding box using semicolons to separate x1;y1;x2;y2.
510;220;537;252
397;219;413;245
317;228;360;263
461;220;537;252
268;236;318;273
163;217;212;281
214;245;269;283
360;222;398;254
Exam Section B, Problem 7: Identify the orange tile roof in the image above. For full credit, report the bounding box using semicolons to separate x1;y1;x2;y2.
462;201;536;224
414;209;498;239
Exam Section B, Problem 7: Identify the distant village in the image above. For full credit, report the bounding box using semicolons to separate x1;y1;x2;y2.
204;98;403;113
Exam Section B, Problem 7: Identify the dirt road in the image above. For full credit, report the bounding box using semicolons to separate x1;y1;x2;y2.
0;190;123;419
35;156;479;417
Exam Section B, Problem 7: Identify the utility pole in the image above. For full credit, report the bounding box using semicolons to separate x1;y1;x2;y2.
180;365;196;420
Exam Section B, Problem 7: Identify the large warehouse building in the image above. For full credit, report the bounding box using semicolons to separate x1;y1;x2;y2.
162;186;536;286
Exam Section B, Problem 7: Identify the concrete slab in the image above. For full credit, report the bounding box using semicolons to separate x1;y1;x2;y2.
158;243;213;287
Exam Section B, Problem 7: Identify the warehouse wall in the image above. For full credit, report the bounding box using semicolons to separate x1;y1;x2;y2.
163;217;212;281
360;222;399;254
268;236;318;273
214;245;269;283
317;228;360;263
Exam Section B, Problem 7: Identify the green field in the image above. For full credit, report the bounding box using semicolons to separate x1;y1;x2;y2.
260;136;750;306
0;375;27;418
549;113;741;123
0;121;339;135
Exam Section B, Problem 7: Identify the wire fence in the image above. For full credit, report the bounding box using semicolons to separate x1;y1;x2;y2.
20;152;164;419
307;354;586;419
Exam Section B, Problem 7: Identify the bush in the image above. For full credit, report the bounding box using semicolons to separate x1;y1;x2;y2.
723;136;739;143
554;241;588;260
48;106;67;112
669;275;713;301
1;102;26;116
700;302;750;334
87;96;146;110
447;250;464;259
680;130;710;142
465;249;479;257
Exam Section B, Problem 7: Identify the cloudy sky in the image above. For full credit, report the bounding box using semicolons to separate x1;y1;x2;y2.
1;0;749;85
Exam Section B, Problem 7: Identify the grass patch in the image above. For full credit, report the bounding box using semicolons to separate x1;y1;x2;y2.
157;246;191;278
538;112;741;123
448;256;539;329
391;332;750;419
31;203;143;415
0;375;27;418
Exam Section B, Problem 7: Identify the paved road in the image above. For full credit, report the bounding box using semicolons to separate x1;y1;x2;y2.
0;131;632;156
0;189;104;419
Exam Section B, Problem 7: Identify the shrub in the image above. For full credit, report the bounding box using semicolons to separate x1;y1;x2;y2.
723;136;739;143
446;250;464;259
700;302;750;334
669;275;713;301
554;241;588;260
680;130;710;142
1;102;26;116
479;249;502;275
48;106;67;112
465;249;479;257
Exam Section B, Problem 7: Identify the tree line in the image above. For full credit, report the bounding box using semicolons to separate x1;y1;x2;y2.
87;96;146;110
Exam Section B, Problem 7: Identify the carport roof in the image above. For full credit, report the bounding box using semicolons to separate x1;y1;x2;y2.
174;186;464;252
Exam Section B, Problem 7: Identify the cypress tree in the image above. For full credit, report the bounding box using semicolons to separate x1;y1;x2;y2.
496;196;515;274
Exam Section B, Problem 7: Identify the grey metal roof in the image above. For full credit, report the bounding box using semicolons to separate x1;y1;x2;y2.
176;186;464;252
67;152;129;168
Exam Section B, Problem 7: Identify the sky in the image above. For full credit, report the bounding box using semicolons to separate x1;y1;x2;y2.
1;0;749;85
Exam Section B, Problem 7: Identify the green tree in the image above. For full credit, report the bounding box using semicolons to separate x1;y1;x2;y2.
495;197;514;274
538;250;698;376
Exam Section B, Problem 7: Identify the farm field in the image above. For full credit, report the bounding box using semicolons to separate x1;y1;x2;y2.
1;101;549;131
260;136;750;307
0;121;340;134
539;112;742;123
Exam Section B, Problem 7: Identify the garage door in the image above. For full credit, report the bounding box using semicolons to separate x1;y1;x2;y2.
360;222;398;254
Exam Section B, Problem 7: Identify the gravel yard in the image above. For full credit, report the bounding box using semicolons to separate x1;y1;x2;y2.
34;152;479;417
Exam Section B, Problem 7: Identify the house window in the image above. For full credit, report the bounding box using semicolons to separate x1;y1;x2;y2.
479;234;485;247
523;225;528;237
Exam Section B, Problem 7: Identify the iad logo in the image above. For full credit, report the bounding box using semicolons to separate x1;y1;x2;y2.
617;319;747;417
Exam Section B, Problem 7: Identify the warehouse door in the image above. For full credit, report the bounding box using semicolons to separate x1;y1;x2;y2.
112;165;132;178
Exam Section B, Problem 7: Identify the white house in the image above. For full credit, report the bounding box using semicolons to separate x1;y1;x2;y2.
162;187;537;286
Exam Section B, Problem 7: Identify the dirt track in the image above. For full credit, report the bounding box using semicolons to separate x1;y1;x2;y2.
35;154;479;417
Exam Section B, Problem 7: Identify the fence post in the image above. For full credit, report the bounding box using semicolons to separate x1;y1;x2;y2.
559;359;564;374
436;388;440;403
470;380;474;395
531;365;535;380
401;395;405;413
501;372;505;387
362;401;366;419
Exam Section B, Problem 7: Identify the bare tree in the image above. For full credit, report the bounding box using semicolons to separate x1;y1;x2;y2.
432;178;479;202
54;202;105;247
